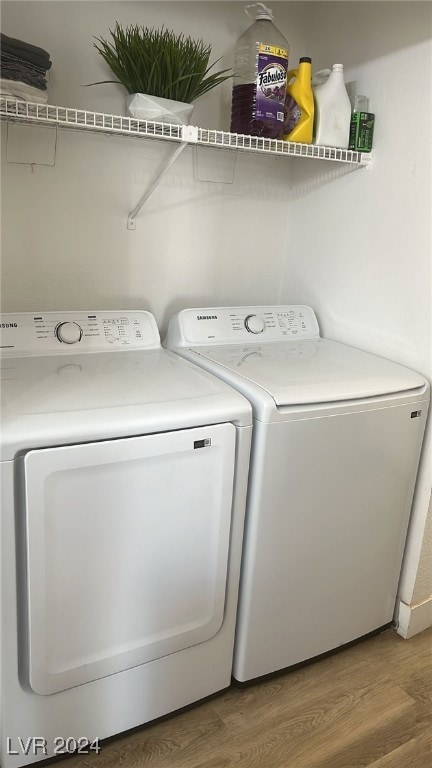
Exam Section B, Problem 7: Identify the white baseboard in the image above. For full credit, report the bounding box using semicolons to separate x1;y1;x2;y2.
396;595;432;639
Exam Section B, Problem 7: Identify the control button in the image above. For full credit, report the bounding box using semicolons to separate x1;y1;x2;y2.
55;321;83;344
244;314;265;334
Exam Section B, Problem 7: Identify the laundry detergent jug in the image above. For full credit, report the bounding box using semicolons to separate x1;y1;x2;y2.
312;64;351;148
283;57;314;143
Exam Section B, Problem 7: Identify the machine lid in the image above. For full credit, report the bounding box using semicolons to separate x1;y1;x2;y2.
192;338;427;407
0;347;251;460
0;310;251;459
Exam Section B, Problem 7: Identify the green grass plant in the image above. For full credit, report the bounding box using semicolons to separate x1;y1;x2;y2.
90;23;232;103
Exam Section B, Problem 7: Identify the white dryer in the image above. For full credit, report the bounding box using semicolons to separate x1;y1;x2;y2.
165;305;430;682
0;310;252;767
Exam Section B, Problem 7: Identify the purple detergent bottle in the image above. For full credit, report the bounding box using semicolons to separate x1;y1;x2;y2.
230;3;290;139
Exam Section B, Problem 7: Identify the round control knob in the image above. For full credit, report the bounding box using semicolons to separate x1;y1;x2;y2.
55;321;83;344
244;314;265;334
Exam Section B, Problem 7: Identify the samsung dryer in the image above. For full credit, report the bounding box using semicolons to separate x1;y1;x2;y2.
165;305;430;682
0;310;252;767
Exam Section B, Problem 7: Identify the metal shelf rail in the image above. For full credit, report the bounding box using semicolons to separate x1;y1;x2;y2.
0;97;372;227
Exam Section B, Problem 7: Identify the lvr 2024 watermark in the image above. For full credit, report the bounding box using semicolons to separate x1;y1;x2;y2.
6;736;101;756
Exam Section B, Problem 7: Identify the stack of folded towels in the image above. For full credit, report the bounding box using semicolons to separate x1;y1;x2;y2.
1;32;52;104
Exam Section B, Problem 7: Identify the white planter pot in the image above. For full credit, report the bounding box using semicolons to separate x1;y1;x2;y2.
127;93;194;125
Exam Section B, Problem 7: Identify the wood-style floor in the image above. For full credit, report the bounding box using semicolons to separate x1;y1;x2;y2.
66;627;431;768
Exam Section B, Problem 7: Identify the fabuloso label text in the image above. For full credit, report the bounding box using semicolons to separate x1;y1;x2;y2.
255;43;288;125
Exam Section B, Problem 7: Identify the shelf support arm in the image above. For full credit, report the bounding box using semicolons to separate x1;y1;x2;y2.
127;126;198;230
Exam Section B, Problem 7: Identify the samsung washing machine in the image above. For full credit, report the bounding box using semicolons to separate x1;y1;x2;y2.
0;310;252;767
165;305;430;682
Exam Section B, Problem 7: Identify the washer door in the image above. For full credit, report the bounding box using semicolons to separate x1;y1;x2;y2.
22;424;236;695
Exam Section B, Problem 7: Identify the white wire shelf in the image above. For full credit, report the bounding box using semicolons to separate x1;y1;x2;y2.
0;97;371;166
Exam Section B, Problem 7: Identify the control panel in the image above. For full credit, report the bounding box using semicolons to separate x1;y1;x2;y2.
165;306;320;347
0;311;160;355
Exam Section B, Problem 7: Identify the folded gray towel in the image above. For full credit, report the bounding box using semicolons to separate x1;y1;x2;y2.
0;77;48;104
0;32;52;71
1;58;47;90
1;49;47;75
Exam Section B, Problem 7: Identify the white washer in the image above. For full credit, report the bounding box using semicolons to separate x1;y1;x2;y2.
165;305;430;682
0;310;252;767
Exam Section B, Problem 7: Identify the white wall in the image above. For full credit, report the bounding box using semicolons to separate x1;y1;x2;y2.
280;1;432;631
2;1;431;633
0;1;311;332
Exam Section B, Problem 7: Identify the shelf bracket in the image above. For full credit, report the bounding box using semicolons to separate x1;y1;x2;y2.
127;125;198;230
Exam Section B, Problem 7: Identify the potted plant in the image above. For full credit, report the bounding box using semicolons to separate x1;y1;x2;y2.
90;23;232;124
